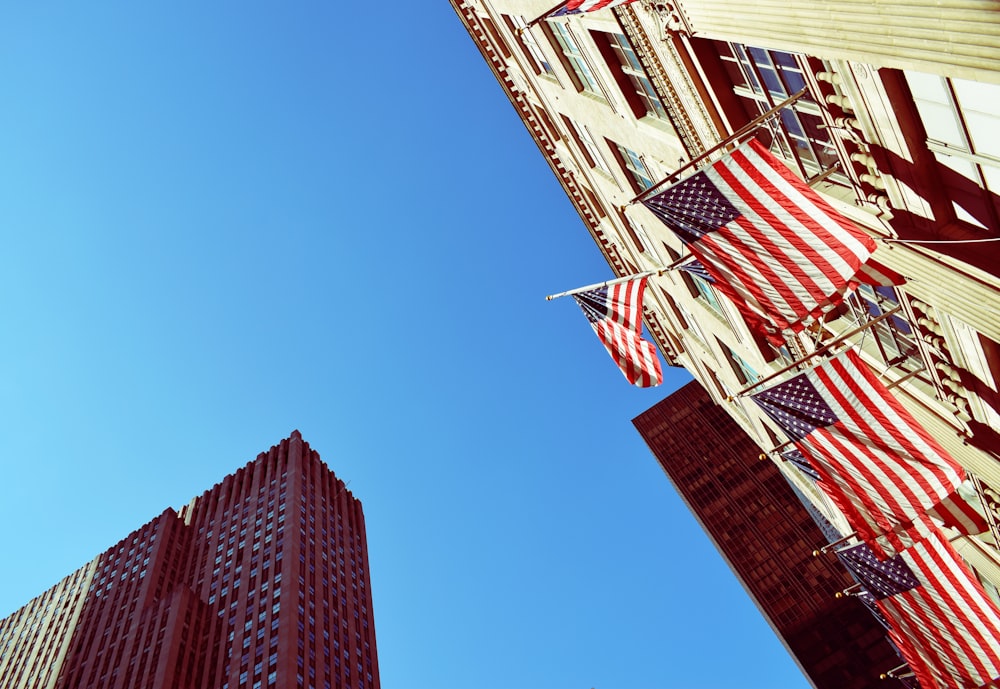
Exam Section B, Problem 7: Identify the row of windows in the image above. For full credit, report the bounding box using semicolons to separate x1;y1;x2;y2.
486;7;1000;646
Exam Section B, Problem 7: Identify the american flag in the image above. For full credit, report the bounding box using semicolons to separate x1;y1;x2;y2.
572;277;662;387
750;349;964;544
642;139;903;334
837;524;1000;688
678;259;714;283
855;589;891;630
551;0;637;15
780;448;822;482
927;482;989;535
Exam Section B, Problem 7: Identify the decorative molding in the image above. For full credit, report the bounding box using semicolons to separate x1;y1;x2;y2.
617;6;714;156
907;297;974;422
637;1;694;36
453;1;631;279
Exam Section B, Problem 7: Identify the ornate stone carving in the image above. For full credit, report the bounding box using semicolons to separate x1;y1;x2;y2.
637;1;692;36
617;6;716;156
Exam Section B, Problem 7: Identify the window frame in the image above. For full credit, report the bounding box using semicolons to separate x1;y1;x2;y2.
505;15;554;76
716;42;845;184
547;21;603;95
905;71;1000;232
598;31;671;122
610;141;654;192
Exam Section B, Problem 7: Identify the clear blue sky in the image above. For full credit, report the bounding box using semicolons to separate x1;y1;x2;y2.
0;4;810;688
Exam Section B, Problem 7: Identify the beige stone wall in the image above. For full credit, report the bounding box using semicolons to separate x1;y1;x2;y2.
454;0;1000;575
676;0;1000;84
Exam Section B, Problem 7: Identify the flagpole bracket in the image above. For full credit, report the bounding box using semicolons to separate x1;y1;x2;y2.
625;88;809;206
733;306;903;397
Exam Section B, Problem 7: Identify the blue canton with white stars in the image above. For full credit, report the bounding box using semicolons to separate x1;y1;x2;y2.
679;260;715;283
642;171;740;244
836;543;920;599
856;590;891;629
573;287;612;324
751;373;839;443
781;448;821;481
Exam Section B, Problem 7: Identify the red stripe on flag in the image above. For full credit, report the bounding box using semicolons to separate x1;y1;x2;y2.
697;220;810;328
752;350;963;547
643;139;899;336
800;429;901;541
719;153;846;292
816;354;962;514
575;277;662;387
878;523;1000;685
796;440;887;548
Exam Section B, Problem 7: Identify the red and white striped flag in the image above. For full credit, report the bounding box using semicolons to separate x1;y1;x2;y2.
556;0;637;14
838;521;1000;688
572;277;662;387
928;482;989;535
642;139;902;334
751;349;964;544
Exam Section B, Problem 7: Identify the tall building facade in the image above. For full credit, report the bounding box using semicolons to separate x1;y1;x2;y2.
451;0;1000;542
453;0;1000;683
634;382;901;688
0;431;379;689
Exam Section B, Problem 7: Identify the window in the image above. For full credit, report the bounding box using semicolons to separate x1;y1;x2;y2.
611;142;654;192
685;271;724;316
505;15;553;75
843;286;921;371
692;273;716;306
548;22;601;94
711;42;840;181
949;317;1000;428
596;32;670;121
722;344;761;385
905;72;1000;232
676;301;708;346
561;115;610;174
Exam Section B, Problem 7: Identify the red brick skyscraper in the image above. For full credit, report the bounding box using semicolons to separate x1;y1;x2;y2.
633;383;900;689
0;431;379;689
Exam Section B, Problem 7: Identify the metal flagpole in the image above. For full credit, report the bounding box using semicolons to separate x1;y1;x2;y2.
763;440;795;457
812;532;858;556
879;664;913;681
625;88;809;206
547;255;699;301
545;269;663;301
834;583;863;598
523;1;567;30
728;306;903;399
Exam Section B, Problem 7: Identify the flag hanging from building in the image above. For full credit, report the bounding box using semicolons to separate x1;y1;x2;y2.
780;448;822;482
572;277;662;387
836;524;1000;688
927;480;989;535
642;139;903;335
855;589;890;630
551;0;637;15
678;258;714;283
750;349;964;544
